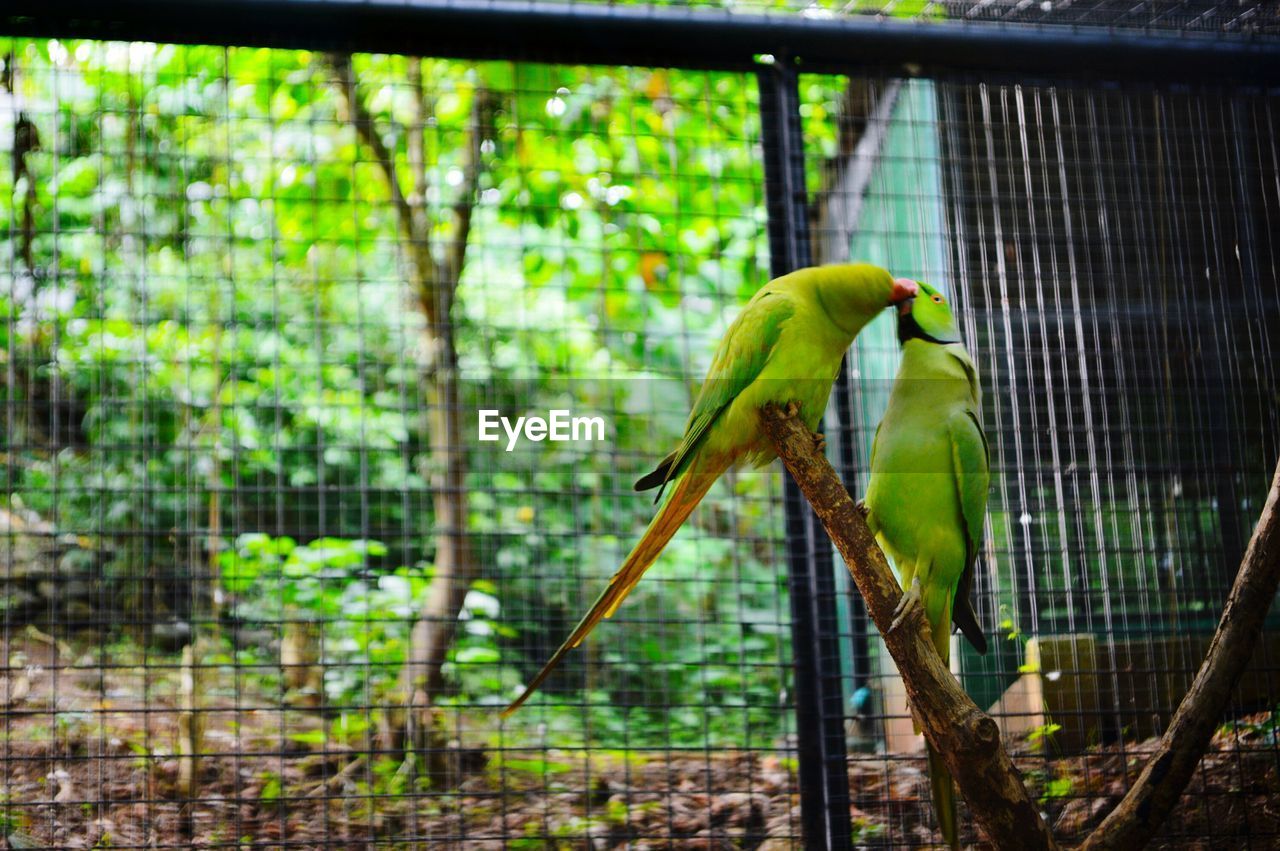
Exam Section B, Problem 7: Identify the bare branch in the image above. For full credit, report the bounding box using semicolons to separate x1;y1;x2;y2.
326;52;440;324
759;403;1060;851
325;53;486;761
1081;456;1280;850
444;86;495;290
406;58;429;212
327;53;413;246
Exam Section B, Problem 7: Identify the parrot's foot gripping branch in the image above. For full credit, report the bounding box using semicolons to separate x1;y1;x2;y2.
889;576;925;636
778;400;825;451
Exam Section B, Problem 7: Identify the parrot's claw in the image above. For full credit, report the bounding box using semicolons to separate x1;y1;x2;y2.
784;400;801;419
855;499;869;518
812;432;826;453
889;576;925;635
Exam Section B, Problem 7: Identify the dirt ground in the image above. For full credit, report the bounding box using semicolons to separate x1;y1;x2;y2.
1;636;1277;849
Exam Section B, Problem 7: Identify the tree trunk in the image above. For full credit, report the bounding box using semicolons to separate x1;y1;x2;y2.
396;336;478;764
327;54;491;765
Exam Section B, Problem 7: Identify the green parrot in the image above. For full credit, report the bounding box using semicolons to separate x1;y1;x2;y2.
864;280;989;850
503;263;919;716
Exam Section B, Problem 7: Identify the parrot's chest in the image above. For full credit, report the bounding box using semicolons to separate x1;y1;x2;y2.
871;423;954;475
752;324;845;423
866;408;966;572
711;317;846;466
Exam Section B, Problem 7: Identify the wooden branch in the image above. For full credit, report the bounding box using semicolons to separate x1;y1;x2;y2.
306;755;367;797
1081;456;1280;850
759;403;1060;851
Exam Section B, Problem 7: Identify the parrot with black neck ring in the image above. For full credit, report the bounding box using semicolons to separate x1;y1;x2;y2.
864;279;990;850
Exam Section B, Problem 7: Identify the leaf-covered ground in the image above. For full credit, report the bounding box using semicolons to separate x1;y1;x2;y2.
1;635;1276;849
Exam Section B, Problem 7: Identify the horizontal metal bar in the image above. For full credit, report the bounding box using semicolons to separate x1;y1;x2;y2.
4;0;1280;83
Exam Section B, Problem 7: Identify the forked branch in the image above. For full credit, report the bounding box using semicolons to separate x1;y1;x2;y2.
327;51;440;325
762;400;1280;850
325;52;493;760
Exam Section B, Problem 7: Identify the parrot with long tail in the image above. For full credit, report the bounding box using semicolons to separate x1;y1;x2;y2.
503;263;919;715
864;280;990;849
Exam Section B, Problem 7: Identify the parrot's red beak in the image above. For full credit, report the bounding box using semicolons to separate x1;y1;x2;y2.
896;298;915;317
890;277;919;305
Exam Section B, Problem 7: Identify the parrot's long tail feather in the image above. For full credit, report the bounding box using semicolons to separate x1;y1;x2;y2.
502;463;720;716
634;451;676;494
927;742;960;851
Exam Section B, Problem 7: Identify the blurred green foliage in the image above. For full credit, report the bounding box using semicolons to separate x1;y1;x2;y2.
0;39;853;749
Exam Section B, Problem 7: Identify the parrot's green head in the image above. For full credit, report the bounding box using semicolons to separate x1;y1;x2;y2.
897;280;962;345
809;264;917;337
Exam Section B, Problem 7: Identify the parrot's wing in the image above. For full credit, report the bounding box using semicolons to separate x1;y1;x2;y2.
946;344;987;562
636;292;794;498
861;421;884;535
948;407;989;655
949;343;982;404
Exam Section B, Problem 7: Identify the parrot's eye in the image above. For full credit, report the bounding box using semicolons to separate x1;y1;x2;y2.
931;294;944;304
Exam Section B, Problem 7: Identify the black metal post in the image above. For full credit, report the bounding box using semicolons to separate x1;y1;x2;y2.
757;58;853;851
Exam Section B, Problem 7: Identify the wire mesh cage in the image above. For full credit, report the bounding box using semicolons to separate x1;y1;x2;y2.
1;3;1278;849
814;72;1280;845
